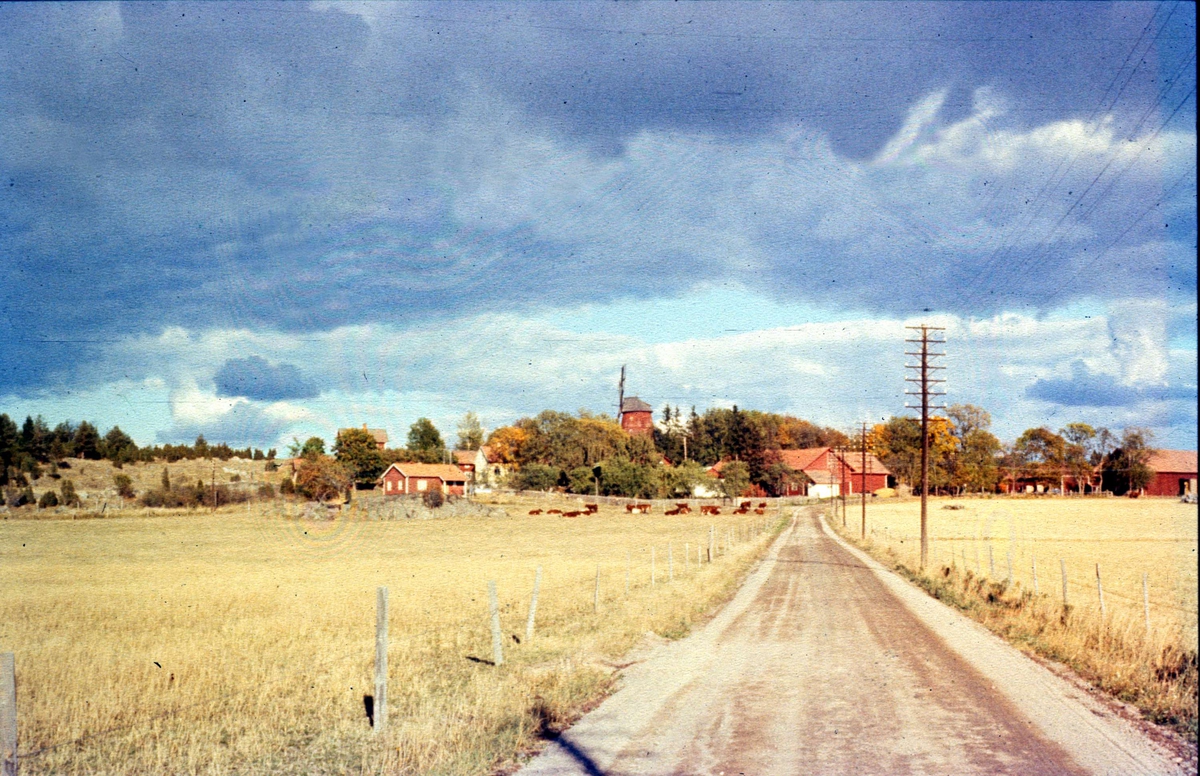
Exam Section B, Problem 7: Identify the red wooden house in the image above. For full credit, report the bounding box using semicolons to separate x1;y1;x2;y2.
1143;450;1198;497
379;463;467;496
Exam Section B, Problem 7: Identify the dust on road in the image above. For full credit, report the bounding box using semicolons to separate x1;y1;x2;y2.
518;508;1179;776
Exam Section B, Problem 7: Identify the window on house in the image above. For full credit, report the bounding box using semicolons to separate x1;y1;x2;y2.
417;480;427;491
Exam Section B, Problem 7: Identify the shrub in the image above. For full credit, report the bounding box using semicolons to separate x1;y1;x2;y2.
279;478;296;496
295;457;351;502
60;479;80;507
422;488;445;509
257;483;275;499
230;473;241;482
265;460;279;472
38;490;58;509
514;464;561;492
113;474;135;499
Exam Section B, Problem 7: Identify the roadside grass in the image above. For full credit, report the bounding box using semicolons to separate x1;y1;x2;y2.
828;496;1198;743
0;497;786;774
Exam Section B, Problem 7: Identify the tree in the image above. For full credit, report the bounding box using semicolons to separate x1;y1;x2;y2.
1101;427;1155;495
300;437;326;460
73;421;102;460
946;404;991;440
1060;423;1097;493
1013;427;1067;490
485;426;528;464
456;412;485;451
334;427;386;488
719;460;750;500
0;414;16;485
597;457;659;499
295;456;352;502
193;434;209;459
161;466;171;492
956;429;1002;494
60;478;80;507
113;473;135;499
407;418;445;463
661;460;716;498
103;426;137;465
513;463;560;492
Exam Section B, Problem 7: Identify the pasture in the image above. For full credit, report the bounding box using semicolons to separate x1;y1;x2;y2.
0;496;783;774
831;495;1199;738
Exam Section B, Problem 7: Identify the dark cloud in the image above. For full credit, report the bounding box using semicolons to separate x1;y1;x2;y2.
1026;361;1197;407
155;401;295;448
0;2;1194;394
214;356;319;401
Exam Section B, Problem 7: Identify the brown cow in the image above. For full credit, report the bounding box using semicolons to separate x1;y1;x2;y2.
739;500;752;509
547;509;562;515
700;505;721;515
563;510;583;517
528;509;543;515
584;503;599;513
754;508;765;515
757;502;767;508
665;507;681;516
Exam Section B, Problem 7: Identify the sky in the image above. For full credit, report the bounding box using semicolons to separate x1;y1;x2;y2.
0;1;1195;452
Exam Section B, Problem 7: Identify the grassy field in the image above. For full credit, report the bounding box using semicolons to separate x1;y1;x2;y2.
0;494;784;775
829;495;1198;740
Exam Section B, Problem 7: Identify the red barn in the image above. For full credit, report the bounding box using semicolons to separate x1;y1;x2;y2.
379;463;467;496
777;447;892;496
1143;450;1198;497
620;397;654;437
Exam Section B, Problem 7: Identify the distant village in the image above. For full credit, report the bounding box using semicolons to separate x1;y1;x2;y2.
3;370;1195;510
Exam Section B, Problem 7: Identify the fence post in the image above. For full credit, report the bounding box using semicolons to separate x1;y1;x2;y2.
2;653;14;776
1032;555;1039;595
1095;563;1106;623
488;581;504;667
375;587;388;732
1060;559;1069;610
594;565;601;614
988;544;995;578
708;526;715;562
1142;573;1151;638
525;566;542;644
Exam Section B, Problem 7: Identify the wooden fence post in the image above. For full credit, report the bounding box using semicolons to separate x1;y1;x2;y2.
488;581;504;667
708;526;714;562
988;544;995;578
1060;558;1069;610
375;587;388;732
594;566;601;614
2;653;15;776
1032;555;1039;595
525;566;542;644
1095;563;1106;623
1142;573;1151;638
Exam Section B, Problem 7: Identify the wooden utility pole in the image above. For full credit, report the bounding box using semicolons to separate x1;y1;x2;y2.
905;324;946;569
860;421;869;540
374;587;388;732
617;365;626;425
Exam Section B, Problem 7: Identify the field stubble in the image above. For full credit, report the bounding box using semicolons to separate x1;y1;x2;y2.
830;495;1198;742
0;495;783;774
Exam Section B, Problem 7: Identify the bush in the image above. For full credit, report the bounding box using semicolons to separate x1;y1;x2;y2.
60;479;80;507
422;488;445;509
279;478;296;495
38;490;58;508
113;474;135;499
514;464;561;492
295;457;351;502
257;483;275;499
230;473;241;482
265;460;279;472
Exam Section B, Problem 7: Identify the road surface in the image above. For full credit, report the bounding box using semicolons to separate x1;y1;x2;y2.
517;508;1179;776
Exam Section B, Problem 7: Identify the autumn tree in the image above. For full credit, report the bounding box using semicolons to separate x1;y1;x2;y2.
334;427;386;488
295;456;352;502
1013;427;1067;490
407;418;445;463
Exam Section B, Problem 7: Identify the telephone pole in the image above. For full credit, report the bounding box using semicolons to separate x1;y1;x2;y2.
617;365;626;424
860;421;868;540
905;325;946;569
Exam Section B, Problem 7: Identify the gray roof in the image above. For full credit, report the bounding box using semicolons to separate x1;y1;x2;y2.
621;396;653;413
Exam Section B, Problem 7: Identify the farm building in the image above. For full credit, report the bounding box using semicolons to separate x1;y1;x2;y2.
337;424;389;451
378;463;467;496
777;447;892;497
620;397;654;437
1143;449;1198;497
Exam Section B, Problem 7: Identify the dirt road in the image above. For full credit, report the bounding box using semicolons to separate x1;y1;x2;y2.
517;508;1179;776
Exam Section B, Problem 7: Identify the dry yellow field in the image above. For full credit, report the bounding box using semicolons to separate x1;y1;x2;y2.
844;496;1198;640
0;496;783;775
830;495;1199;738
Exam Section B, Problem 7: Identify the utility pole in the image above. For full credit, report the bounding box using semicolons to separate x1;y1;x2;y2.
838;446;847;527
905;325;946;569
617;365;626;425
861;421;868;540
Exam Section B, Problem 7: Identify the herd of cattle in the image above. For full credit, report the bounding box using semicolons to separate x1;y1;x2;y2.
528;500;770;518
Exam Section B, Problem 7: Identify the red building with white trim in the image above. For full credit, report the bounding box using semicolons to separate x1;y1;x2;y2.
379;463;468;496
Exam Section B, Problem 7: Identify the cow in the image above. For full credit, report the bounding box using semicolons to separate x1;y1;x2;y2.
547;509;562;515
754;508;765;515
584;503;599;513
757;502;767;508
700;505;721;515
665;507;681;516
528;509;543;515
739;500;752;509
563;510;583;517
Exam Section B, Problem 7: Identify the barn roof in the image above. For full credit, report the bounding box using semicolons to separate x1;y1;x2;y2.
1147;449;1198;474
338;425;389;446
380;463;467;482
452;450;477;466
778;447;891;476
621;396;653;413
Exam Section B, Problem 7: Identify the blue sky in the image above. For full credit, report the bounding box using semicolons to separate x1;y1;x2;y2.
1;1;1195;450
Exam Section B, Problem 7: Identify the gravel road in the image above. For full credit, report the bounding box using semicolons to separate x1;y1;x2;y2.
517;508;1181;776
